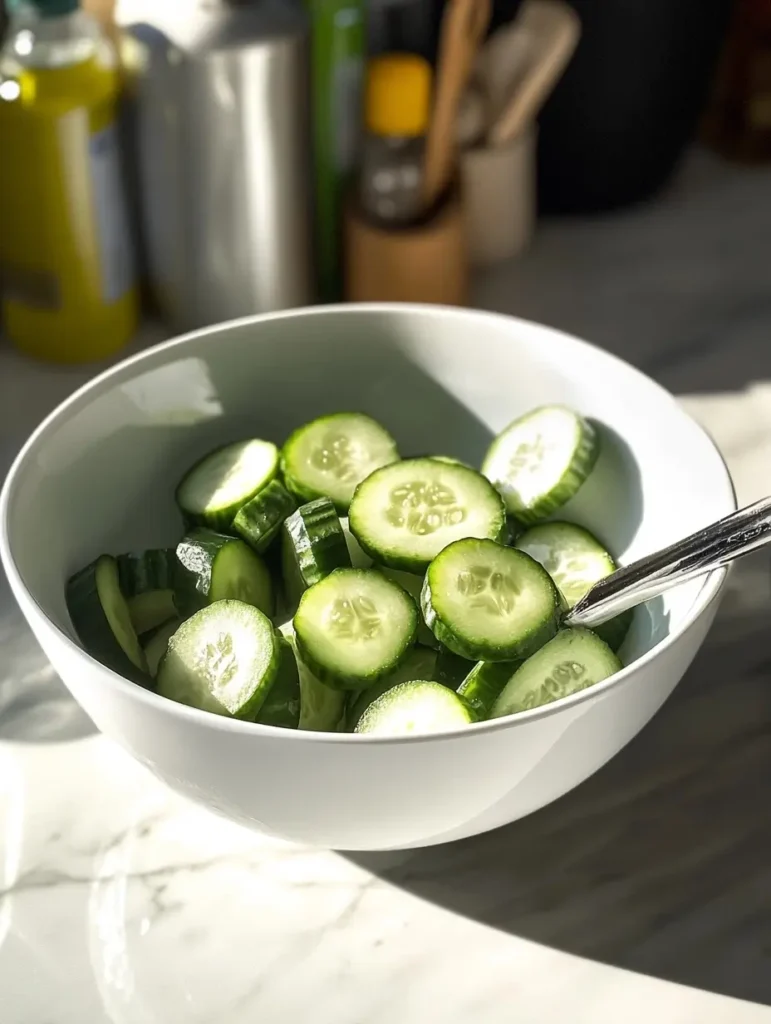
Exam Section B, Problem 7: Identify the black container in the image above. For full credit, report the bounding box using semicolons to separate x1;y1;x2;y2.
537;0;733;214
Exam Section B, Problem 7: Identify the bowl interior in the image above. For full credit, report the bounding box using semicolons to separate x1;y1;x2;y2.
3;306;735;673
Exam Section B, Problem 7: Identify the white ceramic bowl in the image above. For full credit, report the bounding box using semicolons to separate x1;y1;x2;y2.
1;305;735;850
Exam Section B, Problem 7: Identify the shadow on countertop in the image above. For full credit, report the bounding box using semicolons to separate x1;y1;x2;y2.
346;552;771;1007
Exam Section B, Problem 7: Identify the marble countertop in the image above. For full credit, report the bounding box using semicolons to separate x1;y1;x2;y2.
2;149;771;1023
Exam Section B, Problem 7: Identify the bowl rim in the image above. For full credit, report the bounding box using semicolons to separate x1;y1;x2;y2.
0;303;737;744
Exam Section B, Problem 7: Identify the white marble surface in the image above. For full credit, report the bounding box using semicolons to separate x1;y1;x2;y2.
2;149;771;1023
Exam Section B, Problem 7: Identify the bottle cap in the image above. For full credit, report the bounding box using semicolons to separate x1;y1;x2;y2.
364;54;433;138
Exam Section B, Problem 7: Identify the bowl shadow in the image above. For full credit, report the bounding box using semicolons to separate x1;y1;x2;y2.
344;552;771;1007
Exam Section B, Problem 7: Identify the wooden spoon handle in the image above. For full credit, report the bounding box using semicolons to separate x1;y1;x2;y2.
422;0;492;211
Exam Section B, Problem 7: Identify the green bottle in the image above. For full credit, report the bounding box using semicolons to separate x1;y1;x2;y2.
306;0;365;301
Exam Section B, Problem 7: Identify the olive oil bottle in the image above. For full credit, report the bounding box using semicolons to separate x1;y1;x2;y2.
0;0;137;362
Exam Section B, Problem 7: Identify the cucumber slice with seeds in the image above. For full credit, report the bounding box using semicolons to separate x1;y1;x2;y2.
176;529;274;617
482;406;599;524
282;498;351;606
176;439;279;529
457;660;521;717
117;549;177;597
66;555;148;678
233;479;296;554
491;627;621;718
281;413;399;513
157;600;280;718
294;568;417;689
349;458;506;574
144;617;183;678
516;521;631;653
346;644;438;731
422;538;561;661
128;589;178;635
355;680;477;735
254;637;302;728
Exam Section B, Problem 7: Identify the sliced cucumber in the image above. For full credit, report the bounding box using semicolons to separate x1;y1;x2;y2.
505;517;524;545
482;406;599;524
434;645;474;689
128;589;178;636
379;567;438;649
341;516;372;568
278;620;347;731
157;600;280;719
254;637;301;729
457;660;520;717
294;568;417;689
144;617;182;678
176;529;274;617
117;548;177;597
349;458;506;573
354;680;477;735
281;412;399;513
411;454;473;469
233;479;297;555
66;555;148;678
515;521;614;607
176;439;279;529
516;520;631;653
421;538;561;661
346;645;438;731
282;498;351;607
594;609;633;654
491;627;621;719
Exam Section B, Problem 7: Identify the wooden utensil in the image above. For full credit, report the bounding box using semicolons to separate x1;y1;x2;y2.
422;0;492;211
486;0;580;145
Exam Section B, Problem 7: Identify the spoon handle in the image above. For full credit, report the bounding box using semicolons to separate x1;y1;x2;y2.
565;496;771;630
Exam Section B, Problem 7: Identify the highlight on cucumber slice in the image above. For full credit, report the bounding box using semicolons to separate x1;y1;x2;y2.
491;627;621;719
348;458;506;574
515;520;631;652
157;600;280;719
128;589;178;636
482;406;599;524
346;644;438;731
175;529;274;617
254;637;301;728
354;680;477;736
457;660;521;717
66;555;148;678
293;568;418;689
278;620;347;731
232;479;297;555
281;412;399;513
117;548;177;597
282;497;351;607
176;439;279;529
421;538;561;661
144;617;183;678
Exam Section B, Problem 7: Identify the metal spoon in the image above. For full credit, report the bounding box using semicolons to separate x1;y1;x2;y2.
564;496;771;630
